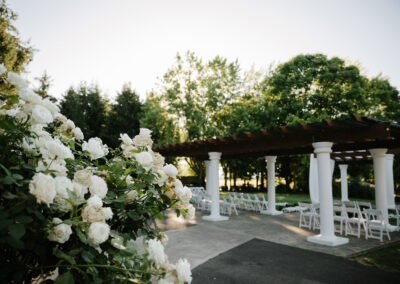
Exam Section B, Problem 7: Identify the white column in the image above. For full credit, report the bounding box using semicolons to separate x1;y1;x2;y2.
385;154;395;209
202;152;228;222
261;156;282;215
205;160;211;197
339;164;350;202
307;142;348;246
369;149;389;222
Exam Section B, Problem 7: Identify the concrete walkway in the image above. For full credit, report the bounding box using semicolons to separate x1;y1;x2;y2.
158;210;400;269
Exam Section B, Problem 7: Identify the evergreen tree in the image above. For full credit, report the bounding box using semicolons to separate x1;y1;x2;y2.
34;71;57;102
104;84;142;148
59;83;107;141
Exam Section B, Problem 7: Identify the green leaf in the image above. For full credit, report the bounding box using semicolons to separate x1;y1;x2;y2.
81;251;95;263
75;227;87;243
2;192;18;199
9;224;25;240
55;271;75;284
54;248;76;265
15;215;33;224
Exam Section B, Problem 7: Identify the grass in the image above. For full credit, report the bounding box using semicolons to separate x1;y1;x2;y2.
349;242;400;273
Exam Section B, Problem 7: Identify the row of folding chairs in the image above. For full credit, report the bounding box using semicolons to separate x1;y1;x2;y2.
226;192;287;213
298;201;395;242
190;191;238;216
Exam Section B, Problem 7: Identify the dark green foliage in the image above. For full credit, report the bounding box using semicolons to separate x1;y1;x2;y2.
59;83;107;141
103;84;142;148
34;70;57;102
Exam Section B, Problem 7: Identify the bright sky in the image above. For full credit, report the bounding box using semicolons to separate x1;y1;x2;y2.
8;0;400;101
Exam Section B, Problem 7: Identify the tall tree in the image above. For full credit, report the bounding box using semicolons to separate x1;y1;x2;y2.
59;83;107;141
104;84;142;148
0;0;33;72
140;92;179;147
0;0;34;91
34;71;57;102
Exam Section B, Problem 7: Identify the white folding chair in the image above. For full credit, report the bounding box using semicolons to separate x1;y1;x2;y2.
299;203;318;230
363;209;391;242
343;201;363;238
388;205;400;228
333;205;346;235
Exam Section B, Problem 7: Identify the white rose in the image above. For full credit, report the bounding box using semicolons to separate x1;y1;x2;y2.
72;181;88;199
179;186;192;206
0;63;6;75
146;239;168;268
176;258;192;284
36;159;68;177
159;232;169;246
5;108;19;117
19;89;42;104
40;98;60;115
82;138;108;160
8;72;28;90
43;139;74;160
82;203;106;223
89;176;108;199
74;169;93;187
152;152;165;170
134;152;153;170
31;104;53;125
72;127;84;140
60;119;75;131
88;222;110;245
125;175;133;185
185;204;196;220
54;176;73;198
132;128;153;147
102;207;113;220
47;219;72;244
87;195;103;207
121;143;136;158
155;169;168;186
163;164;178;178
29;173;56;206
119;133;133;145
54;113;68;123
125;190;137;203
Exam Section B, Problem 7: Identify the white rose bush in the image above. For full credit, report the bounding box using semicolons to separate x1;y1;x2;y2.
0;66;194;283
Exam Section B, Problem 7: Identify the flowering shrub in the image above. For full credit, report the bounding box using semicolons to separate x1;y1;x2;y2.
0;65;194;283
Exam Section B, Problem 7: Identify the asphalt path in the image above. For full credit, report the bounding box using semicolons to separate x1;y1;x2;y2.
192;238;399;284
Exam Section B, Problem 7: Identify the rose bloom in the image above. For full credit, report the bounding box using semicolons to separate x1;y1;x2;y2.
146;239;168;268
29;173;56;206
88;222;110;245
72;127;84;140
74;169;93;187
163;164;178;178
47;218;72;244
134;152;153;170
125;190;137;204
31;104;53;125
72;181;88;199
152;152;165;170
119;133;133;145
89;176;108;199
176;258;192;284
7;72;28;90
132;128;153;147
36;158;68;177
185;204;196;220
54;176;73;198
44;139;74;160
82;137;108;160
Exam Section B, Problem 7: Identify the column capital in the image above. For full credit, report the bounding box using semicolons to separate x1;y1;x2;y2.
386;154;394;161
208;152;222;161
265;156;277;163
369;148;387;158
312;142;333;154
338;164;348;170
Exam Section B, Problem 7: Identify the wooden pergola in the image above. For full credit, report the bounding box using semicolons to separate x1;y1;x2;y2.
154;114;400;160
154;114;400;246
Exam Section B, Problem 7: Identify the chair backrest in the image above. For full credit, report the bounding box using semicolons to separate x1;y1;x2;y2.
333;200;342;206
333;205;344;216
363;209;384;224
357;201;372;210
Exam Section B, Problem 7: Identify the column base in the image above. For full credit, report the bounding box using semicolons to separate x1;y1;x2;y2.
202;215;229;222
341;199;350;202
260;209;283;216
307;234;349;246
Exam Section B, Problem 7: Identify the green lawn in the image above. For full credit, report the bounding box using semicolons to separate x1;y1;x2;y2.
349;243;400;273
